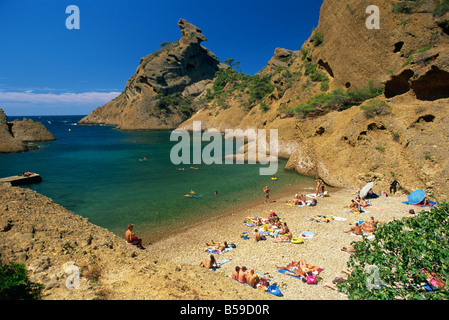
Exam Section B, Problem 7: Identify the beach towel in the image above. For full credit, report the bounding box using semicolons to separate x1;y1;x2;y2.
299;231;315;239
286;203;305;207
206;245;236;255
217;258;232;266
277;261;324;281
402;200;436;207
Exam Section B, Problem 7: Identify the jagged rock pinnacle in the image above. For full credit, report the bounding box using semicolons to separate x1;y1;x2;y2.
178;19;207;45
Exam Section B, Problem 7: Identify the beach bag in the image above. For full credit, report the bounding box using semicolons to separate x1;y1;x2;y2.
307;274;317;285
408;209;415;214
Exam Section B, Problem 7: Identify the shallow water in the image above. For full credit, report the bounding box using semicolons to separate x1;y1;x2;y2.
0;115;315;240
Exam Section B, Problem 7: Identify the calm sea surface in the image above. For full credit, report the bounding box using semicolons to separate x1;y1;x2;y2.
0;115;315;241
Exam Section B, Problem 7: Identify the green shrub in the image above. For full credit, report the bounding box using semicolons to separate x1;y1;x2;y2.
280;81;384;118
393;0;421;14
248;75;274;103
0;262;44;300
304;63;328;82
155;93;194;119
402;46;431;67
260;102;269;113
347;80;384;102
361;100;392;118
338;202;449;300
312;30;324;47
433;0;449;16
320;81;329;92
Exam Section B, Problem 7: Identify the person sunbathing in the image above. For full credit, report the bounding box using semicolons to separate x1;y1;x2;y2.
348;202;362;213
202;241;228;252
245;216;264;225
419;197;430;206
199;254;218;269
252;229;263;242
278;222;290;235
341;246;356;253
238;266;248;283
271;232;292;242
324;276;348;291
275;263;308;279
344;223;363;235
361;217;377;233
231;266;240;280
310;215;331;223
356;195;367;207
246;269;261;288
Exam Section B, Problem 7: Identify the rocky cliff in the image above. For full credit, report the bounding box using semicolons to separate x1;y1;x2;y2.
0;109;56;153
178;0;449;201
78;19;227;130
79;1;449;201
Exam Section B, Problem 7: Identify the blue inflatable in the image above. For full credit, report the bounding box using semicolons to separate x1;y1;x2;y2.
407;190;426;205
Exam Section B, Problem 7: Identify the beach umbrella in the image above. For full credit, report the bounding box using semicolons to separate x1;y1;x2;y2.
407;189;426;205
359;182;374;199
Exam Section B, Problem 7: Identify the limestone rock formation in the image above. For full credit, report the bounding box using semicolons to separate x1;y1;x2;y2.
9;118;56;142
78;19;227;130
177;0;449;200
0;109;55;153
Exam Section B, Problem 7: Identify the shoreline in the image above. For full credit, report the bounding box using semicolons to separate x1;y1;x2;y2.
0;181;431;300
139;178;318;244
148;185;420;300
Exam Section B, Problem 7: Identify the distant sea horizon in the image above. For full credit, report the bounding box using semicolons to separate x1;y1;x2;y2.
1;115;316;242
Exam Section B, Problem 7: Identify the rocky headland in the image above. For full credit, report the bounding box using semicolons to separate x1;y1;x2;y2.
81;0;449;201
0;109;56;153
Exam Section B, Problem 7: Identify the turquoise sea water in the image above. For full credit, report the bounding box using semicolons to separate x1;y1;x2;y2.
0;115;315;241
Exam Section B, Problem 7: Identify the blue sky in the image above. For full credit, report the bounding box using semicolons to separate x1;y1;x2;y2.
0;0;323;116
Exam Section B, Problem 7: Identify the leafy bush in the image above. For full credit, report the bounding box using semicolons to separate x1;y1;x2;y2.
393;0;421;14
433;0;449;16
312;30;324;47
304;63;328;82
320;81;330;92
402;46;431;67
248;75;274;103
338;202;449;300
360;100;392;118
347;80;384;102
280;82;384;118
0;262;44;300
155;93;194;119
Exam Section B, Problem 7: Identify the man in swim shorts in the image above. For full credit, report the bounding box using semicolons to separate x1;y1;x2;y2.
125;224;145;249
238;266;248;284
263;186;270;204
344;223;363;236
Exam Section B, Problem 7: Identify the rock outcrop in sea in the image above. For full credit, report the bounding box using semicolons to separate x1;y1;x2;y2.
0;109;56;153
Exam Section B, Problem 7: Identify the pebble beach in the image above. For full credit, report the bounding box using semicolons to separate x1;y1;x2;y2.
150;184;424;300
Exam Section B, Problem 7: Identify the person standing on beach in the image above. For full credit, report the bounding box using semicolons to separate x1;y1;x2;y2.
125;224;145;249
390;180;400;195
263;186;270;204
